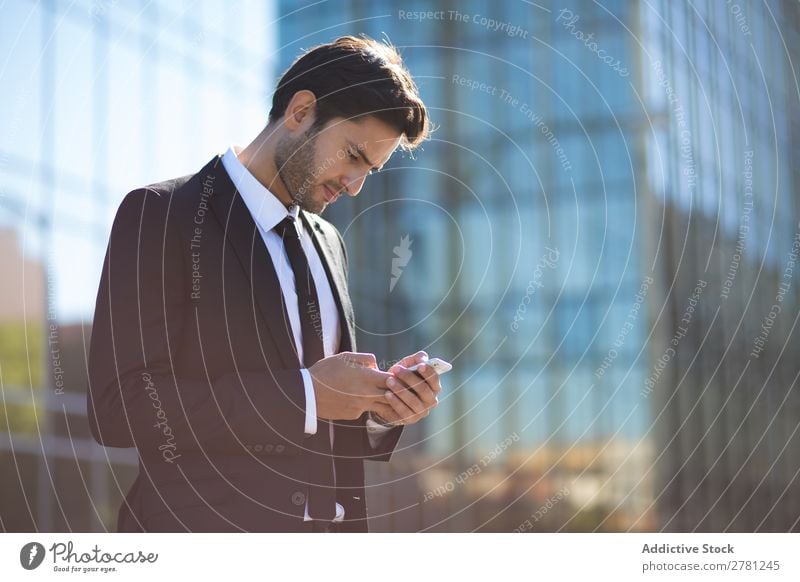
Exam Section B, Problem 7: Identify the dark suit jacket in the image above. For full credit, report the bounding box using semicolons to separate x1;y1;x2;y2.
87;156;403;532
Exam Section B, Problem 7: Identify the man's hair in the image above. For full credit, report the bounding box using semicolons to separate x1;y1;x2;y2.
269;35;430;152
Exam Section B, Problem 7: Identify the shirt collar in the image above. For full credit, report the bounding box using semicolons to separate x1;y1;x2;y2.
221;146;299;233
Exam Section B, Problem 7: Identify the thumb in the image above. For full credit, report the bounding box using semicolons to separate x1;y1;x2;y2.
389;351;428;373
360;368;394;388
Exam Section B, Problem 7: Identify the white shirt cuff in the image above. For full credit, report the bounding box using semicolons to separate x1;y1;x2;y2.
300;368;317;435
366;412;395;448
303;500;345;522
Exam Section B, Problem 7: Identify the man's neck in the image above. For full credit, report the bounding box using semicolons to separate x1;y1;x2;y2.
236;133;294;209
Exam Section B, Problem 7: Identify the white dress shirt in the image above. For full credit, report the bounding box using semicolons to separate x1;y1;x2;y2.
221;147;393;523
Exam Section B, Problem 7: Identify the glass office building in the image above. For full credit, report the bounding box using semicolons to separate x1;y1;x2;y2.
638;0;800;532
277;0;800;531
0;0;275;531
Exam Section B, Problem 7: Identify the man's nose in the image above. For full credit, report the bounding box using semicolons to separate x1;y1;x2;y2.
340;173;368;196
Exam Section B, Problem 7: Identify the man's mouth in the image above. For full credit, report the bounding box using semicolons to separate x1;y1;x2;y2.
323;185;338;203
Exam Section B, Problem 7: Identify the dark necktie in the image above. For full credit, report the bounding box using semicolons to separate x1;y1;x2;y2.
274;216;336;521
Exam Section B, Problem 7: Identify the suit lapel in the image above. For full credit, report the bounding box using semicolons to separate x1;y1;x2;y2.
205;157;300;369
300;211;356;353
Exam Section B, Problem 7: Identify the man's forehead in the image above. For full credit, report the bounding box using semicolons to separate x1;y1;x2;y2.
339;118;401;159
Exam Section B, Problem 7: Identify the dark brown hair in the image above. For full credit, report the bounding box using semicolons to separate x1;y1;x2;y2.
269;35;430;151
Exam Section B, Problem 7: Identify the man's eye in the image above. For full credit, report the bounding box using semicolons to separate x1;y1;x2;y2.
348;152;359;161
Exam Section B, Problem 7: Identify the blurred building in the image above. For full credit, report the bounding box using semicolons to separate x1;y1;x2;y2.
639;0;800;531
277;0;800;532
0;0;275;531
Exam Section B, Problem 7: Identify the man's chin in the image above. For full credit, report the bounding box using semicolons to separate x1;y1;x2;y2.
296;198;326;215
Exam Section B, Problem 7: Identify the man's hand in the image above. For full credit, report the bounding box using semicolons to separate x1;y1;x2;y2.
308;352;394;420
371;351;441;426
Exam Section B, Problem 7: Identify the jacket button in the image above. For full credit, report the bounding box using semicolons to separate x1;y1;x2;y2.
275;444;285;454
265;444;274;453
254;444;263;452
291;491;306;506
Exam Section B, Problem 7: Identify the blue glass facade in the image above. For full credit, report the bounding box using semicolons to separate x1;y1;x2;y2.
277;0;799;532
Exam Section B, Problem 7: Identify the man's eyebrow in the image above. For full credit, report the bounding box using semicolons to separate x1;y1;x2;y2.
348;141;382;171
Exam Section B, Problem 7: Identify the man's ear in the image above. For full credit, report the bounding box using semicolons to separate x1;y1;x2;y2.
283;90;317;132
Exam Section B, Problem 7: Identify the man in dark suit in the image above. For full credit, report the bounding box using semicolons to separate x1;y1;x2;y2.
87;35;438;532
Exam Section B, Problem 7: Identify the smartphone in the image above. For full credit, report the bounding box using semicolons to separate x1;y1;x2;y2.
406;357;452;376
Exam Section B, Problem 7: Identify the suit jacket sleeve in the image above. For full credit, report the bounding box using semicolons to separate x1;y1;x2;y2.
362;415;404;462
87;188;308;454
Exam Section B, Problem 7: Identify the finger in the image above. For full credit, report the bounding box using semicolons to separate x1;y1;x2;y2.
386;376;426;415
384;390;416;422
412;362;442;395
363;390;391;408
371;402;401;423
392;366;437;406
331;367;389;399
358;368;395;388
